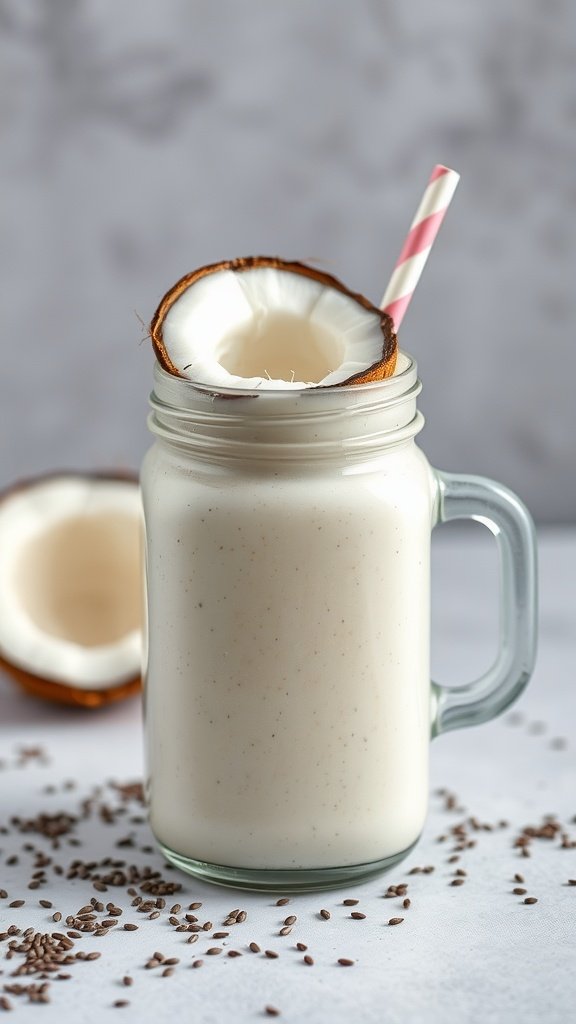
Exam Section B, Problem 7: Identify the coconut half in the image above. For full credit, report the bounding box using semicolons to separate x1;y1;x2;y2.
151;256;397;389
0;472;143;707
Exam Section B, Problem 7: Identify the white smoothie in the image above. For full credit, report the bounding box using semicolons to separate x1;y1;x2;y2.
142;356;437;870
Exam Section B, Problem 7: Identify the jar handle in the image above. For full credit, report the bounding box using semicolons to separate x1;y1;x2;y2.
431;470;538;737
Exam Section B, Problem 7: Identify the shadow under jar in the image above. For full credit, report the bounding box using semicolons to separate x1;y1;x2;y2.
141;352;537;891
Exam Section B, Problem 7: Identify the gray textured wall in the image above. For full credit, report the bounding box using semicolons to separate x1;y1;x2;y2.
1;0;575;521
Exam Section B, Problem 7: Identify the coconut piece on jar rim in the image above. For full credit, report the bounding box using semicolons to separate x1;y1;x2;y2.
0;471;142;707
150;256;397;390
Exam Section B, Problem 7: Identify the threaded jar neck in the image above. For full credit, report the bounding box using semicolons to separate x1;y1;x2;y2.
148;351;423;465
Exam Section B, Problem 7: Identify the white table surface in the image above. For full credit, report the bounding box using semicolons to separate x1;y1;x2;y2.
1;527;575;1023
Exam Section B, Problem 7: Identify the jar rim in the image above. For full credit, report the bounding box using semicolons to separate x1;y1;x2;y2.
148;349;423;459
152;350;416;401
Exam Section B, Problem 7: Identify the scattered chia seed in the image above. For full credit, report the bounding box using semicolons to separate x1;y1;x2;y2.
1;755;570;1017
506;712;524;726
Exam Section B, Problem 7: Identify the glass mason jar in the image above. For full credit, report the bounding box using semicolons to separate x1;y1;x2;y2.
141;352;537;891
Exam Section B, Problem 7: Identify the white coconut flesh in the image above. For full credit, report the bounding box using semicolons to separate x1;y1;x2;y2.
162;266;388;389
0;477;142;690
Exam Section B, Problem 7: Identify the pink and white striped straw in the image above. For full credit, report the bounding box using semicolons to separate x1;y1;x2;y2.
380;164;460;330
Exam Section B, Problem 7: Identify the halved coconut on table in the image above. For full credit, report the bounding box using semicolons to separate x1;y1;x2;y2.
151;256;397;389
0;471;143;707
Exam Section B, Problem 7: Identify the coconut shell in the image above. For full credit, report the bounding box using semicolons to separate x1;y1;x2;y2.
150;256;397;386
0;654;141;708
0;469;142;709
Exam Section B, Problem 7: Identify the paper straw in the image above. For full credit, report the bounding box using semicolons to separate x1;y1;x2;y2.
380;164;460;330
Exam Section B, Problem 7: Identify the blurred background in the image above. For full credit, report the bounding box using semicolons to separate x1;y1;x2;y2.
1;0;574;522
